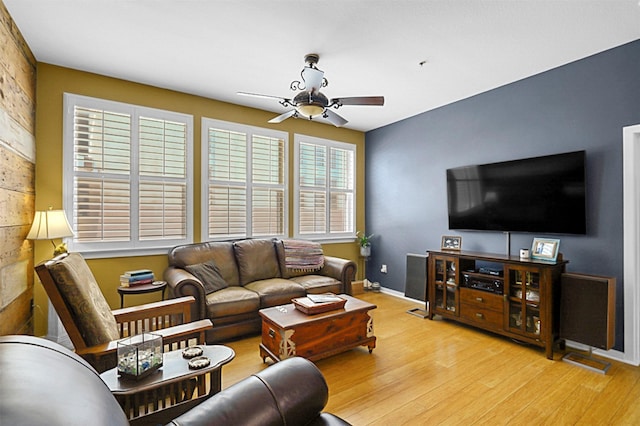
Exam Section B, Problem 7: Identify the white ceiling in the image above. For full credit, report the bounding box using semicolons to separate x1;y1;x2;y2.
5;0;640;132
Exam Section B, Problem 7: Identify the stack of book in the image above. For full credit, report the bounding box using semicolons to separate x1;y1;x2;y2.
120;269;154;287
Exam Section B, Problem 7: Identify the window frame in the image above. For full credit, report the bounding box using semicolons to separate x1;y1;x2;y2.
201;118;289;241
293;133;357;241
62;93;194;258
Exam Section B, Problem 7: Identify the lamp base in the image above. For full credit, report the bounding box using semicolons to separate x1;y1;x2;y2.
53;242;68;256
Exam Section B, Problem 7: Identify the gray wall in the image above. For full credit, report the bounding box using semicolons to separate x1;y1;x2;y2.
364;39;640;350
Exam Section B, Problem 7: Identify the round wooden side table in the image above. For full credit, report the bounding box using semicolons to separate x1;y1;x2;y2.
117;281;167;308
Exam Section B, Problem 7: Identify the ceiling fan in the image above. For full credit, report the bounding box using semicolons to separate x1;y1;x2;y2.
238;53;384;127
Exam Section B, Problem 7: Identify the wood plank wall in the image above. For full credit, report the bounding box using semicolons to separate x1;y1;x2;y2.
0;1;37;335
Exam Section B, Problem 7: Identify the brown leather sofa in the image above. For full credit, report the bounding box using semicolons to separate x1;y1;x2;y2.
0;335;351;426
164;238;357;342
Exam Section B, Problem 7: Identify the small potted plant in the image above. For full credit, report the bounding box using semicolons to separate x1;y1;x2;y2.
356;231;373;257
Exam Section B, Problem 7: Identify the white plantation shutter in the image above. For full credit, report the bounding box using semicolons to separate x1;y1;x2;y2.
295;135;355;239
298;142;327;234
139;181;187;239
202;119;287;240
73;177;131;241
64;94;193;256
138;117;188;240
72;107;131;242
208;186;247;237
206;127;248;238
299;190;326;234
252;135;285;236
329;147;354;233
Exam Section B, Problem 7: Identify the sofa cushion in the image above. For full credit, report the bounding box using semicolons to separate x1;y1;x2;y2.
168;241;240;286
290;275;343;295
233;239;280;285
244;278;306;307
205;286;260;318
185;260;228;294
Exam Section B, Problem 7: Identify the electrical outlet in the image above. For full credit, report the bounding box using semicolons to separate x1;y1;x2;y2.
381;264;388;273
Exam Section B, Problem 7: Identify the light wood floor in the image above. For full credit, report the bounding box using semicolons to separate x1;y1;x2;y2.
221;292;640;425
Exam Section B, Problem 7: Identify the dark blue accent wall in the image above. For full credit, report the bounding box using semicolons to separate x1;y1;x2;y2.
365;39;640;350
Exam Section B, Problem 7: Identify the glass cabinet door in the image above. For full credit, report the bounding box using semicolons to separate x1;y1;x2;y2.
506;267;541;336
433;257;458;314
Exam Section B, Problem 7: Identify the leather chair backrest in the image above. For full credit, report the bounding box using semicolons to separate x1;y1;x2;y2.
256;356;329;424
169;356;330;426
0;335;128;426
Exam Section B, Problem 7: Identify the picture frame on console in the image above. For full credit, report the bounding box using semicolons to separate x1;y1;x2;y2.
441;235;462;251
531;238;560;261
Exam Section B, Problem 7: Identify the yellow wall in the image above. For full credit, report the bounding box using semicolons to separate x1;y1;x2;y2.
33;63;366;336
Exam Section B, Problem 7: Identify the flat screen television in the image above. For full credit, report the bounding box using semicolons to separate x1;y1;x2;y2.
447;150;586;234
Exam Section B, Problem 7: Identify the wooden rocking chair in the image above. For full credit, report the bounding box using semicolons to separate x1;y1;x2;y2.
36;252;213;373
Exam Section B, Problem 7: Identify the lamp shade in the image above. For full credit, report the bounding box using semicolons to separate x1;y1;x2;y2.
27;209;74;240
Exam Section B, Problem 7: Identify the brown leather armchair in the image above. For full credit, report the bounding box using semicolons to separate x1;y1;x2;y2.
0;335;129;426
169;356;351;426
0;335;351;426
36;252;213;372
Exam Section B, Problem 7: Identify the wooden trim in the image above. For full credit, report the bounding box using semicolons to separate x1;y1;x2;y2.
623;124;640;366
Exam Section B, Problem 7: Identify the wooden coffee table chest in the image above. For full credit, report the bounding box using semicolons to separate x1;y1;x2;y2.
259;294;376;363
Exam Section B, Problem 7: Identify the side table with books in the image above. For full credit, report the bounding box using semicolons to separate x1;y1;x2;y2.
118;269;166;308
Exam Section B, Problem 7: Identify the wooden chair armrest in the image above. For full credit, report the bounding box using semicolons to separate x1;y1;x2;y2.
155;319;212;347
112;296;196;322
77;319;213;372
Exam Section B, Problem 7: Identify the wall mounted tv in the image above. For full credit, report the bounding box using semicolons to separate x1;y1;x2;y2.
447;150;586;235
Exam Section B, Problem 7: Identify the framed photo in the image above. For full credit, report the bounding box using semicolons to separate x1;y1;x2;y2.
441;235;462;251
531;238;560;261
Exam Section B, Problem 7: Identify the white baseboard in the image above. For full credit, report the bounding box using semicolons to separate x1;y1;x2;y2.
378;286;426;304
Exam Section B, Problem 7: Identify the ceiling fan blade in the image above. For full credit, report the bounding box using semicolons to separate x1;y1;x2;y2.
323;109;348;127
237;91;287;101
331;96;385;106
268;110;297;124
301;67;325;92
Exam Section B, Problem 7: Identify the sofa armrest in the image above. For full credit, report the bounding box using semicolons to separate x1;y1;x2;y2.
164;267;208;320
320;256;357;295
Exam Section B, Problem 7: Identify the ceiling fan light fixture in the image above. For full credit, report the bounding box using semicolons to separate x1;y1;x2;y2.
297;103;325;118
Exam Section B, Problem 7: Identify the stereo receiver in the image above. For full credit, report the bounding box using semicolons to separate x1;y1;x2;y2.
463;273;503;295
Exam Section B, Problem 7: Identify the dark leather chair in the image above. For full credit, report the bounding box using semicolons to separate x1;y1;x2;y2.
0;335;351;426
169;356;351;426
0;335;129;426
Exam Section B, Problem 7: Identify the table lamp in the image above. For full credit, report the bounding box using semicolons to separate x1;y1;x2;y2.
27;207;74;256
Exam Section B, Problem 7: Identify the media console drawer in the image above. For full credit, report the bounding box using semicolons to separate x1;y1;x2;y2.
459;288;503;311
460;303;503;330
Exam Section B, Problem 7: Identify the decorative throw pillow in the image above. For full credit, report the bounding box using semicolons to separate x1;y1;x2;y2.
185;260;228;294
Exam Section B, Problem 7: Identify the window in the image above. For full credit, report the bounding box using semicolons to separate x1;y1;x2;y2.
63;94;193;257
294;134;355;240
202;119;287;240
